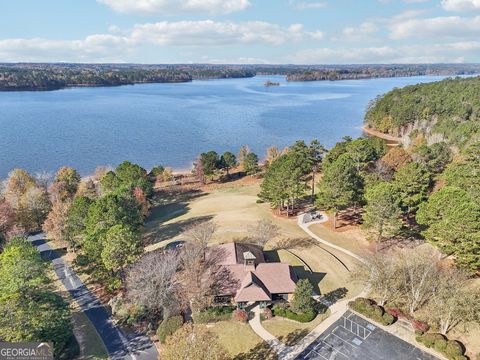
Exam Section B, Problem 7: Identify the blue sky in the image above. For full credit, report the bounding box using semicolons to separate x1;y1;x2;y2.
1;0;480;63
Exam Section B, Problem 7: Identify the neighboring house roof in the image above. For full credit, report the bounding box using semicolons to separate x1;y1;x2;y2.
211;242;298;302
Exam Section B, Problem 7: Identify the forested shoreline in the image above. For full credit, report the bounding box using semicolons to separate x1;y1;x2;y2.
285;64;480;81
2;63;480;91
0;64;255;91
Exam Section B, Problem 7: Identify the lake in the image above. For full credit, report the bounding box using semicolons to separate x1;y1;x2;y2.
0;75;451;177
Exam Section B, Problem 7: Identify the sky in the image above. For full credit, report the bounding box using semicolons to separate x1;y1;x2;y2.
1;0;480;64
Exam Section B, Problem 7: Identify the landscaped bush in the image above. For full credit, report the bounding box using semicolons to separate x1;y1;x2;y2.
416;333;467;360
263;307;273;320
232;309;249;323
412;319;430;333
192;306;235;324
434;338;448;352
386;308;409;320
156;316;184;343
348;298;395;326
272;304;317;323
445;340;464;359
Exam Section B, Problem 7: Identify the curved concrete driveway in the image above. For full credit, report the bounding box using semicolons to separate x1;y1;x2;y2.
29;233;158;360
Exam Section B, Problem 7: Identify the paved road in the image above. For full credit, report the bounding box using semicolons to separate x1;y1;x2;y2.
29;233;159;360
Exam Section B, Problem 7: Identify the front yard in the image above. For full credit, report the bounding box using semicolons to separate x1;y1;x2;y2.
208;321;276;359
262;310;332;346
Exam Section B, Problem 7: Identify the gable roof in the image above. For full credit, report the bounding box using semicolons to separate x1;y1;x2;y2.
234;272;271;302
212;242;298;302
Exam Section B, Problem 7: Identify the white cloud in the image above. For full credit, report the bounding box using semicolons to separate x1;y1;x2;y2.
97;0;250;15
286;41;480;64
389;15;480;39
288;0;327;10
334;21;378;42
0;20;324;62
130;20;321;46
0;35;131;62
441;0;480;11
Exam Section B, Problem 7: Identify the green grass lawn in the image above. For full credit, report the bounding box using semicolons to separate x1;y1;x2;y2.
262;310;331;346
208;321;265;357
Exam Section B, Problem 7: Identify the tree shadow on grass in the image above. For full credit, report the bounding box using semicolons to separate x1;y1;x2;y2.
233;342;278;360
278;329;310;346
145;188;208;226
321;287;349;306
143;215;214;246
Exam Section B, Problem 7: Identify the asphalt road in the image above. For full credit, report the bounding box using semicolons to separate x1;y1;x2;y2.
29;233;159;360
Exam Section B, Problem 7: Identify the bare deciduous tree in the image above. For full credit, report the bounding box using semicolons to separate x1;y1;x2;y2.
126;250;180;318
397;247;439;314
351;250;402;306
248;219;280;248
184;221;217;247
178;221;235;312
428;268;480;335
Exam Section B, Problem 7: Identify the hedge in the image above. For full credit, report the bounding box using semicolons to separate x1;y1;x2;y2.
272;304;317;323
192;306;235;324
416;333;466;360
156;316;184;343
348;298;395;326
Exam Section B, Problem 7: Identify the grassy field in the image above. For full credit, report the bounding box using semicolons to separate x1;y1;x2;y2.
262;310;331;346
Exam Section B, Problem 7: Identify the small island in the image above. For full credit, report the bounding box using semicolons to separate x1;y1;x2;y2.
264;80;280;87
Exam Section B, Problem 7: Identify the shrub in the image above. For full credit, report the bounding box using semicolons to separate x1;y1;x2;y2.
372;305;384;318
272;304;317;323
349;298;395;326
416;332;466;360
382;313;395;326
445;340;464;358
434;338;448;352
263;307;273;320
192;306;235;324
415;329;424;337
157;316;184;344
386;308;409;320
412;319;430;333
232;309;249;323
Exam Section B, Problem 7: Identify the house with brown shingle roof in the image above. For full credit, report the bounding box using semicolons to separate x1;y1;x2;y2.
210;242;298;307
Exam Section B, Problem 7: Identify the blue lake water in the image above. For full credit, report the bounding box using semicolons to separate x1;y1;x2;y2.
0;75;451;177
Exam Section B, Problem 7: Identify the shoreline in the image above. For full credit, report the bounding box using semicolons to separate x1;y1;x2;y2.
362;125;401;144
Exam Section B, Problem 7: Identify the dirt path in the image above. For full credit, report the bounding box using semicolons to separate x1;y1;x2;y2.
362;125;401;144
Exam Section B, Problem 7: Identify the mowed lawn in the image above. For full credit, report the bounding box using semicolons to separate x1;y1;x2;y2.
262;310;331;346
207;321;273;358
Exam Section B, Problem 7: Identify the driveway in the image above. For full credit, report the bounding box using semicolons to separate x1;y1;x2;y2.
29;233;158;360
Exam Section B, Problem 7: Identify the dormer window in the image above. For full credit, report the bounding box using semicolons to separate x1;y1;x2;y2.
243;251;256;270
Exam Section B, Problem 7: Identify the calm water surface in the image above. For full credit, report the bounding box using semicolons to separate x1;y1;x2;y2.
0;75;451;177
